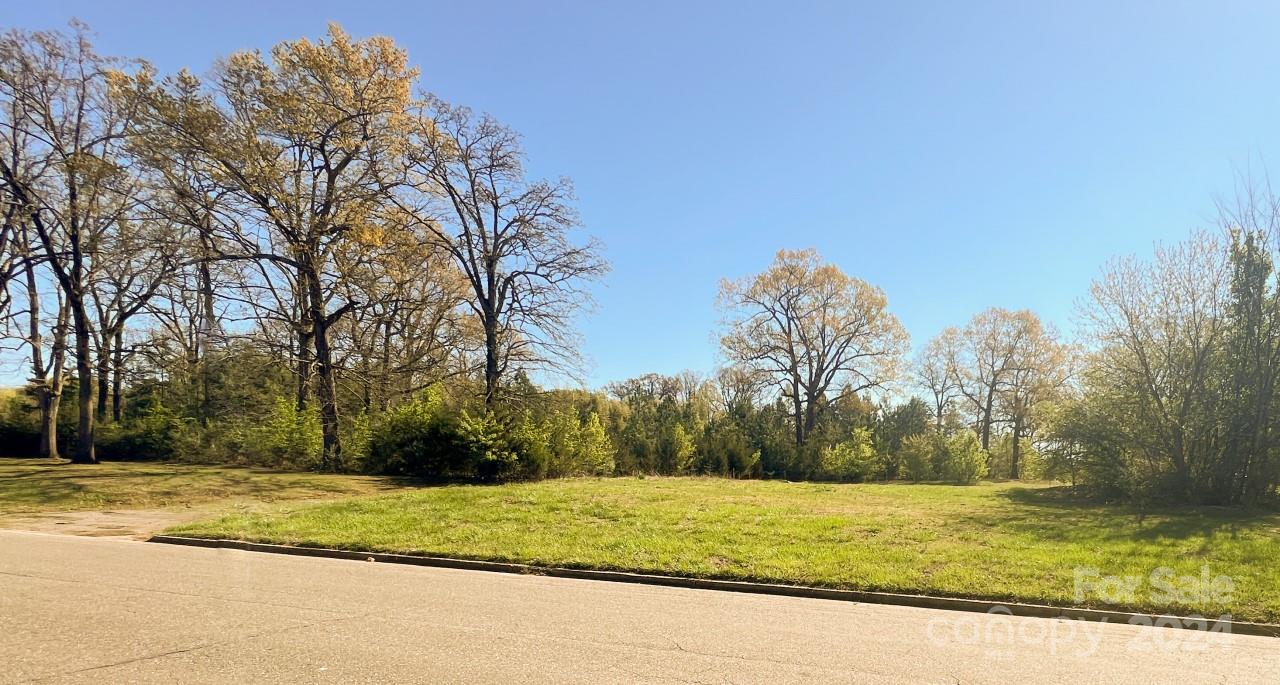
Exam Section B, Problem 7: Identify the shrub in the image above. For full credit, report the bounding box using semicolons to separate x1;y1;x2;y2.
900;432;938;482
509;411;551;480
364;392;470;479
343;411;373;472
577;413;616;475
696;419;761;477
95;404;183;461
986;435;1043;480
820;428;884;482
942;431;988;484
254;398;323;469
0;419;40;457
1043;398;1139;500
656;422;696;474
458;410;521;482
545;409;616;477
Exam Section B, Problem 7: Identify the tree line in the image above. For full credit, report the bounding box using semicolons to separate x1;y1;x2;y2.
2;21;1278;506
1;22;603;470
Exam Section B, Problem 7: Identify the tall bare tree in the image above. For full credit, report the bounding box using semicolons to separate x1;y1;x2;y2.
1083;233;1229;498
404;97;607;408
0;23;142;462
13;222;69;456
331;211;472;411
718;248;908;449
712;366;763;416
915;328;960;432
994;316;1071;478
123;25;418;469
949;307;1034;451
90;214;178;421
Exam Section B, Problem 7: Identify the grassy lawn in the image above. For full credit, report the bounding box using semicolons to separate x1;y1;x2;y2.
0;457;410;514
169;477;1280;623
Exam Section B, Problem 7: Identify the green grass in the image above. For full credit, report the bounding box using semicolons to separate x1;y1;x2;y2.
0;457;410;514
168;477;1280;623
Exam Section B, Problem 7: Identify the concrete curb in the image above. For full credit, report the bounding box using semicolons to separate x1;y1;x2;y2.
149;535;1280;638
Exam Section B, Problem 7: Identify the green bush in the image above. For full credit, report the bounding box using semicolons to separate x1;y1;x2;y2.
458;410;521;482
343;410;373;472
986;435;1044;480
95;404;183;461
820;428;884;482
361;392;543;481
544;409;616;477
0;419;41;457
364;392;470;479
254;398;323;468
696;419;761;477
900;432;938;482
942;431;988;484
509;411;551;480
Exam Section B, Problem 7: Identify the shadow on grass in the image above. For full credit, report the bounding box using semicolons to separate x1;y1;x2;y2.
0;459;431;511
985;485;1280;545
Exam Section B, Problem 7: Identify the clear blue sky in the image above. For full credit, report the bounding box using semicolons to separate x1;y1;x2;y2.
9;1;1280;389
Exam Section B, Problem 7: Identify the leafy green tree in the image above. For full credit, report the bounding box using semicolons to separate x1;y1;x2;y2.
1214;227;1280;503
820;427;883;482
459;411;520;482
657;422;697;473
260;398;323;468
942;431;987;484
576;412;616;476
875;397;930;478
545;409;615;477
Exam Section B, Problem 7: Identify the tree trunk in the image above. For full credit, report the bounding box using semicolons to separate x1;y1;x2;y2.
296;328;313;411
1010;413;1022;480
303;264;342;471
198;221;216;427
70;305;96;464
483;314;500;409
979;387;995;451
38;392;61;458
111;328;123;423
790;381;804;450
312;323;342;471
24;250;62;458
95;338;110;422
803;396;819;445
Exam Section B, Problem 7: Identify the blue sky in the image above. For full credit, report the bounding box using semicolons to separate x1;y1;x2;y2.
8;1;1280;389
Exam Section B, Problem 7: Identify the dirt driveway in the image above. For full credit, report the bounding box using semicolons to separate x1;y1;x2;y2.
0;505;222;539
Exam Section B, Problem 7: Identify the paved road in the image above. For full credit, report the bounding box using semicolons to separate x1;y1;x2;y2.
1;531;1275;684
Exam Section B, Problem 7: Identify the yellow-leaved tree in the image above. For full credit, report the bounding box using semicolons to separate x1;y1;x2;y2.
718;248;907;451
119;24;419;469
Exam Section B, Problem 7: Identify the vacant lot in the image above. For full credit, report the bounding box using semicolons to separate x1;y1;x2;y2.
0;457;410;520
170;477;1280;623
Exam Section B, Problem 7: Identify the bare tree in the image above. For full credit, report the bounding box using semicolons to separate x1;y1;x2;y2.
404;97;608;408
949;307;1033;451
712;366;763;416
331;217;472;410
1082;232;1229;498
994;316;1071;478
718;248;908;449
123;26;418;469
0;24;142;462
90;213;178;421
915;328;960;432
14;222;69;456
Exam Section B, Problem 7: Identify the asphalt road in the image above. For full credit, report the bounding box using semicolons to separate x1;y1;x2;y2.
1;531;1276;684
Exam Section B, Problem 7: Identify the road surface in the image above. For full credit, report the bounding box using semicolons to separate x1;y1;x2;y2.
1;530;1275;683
